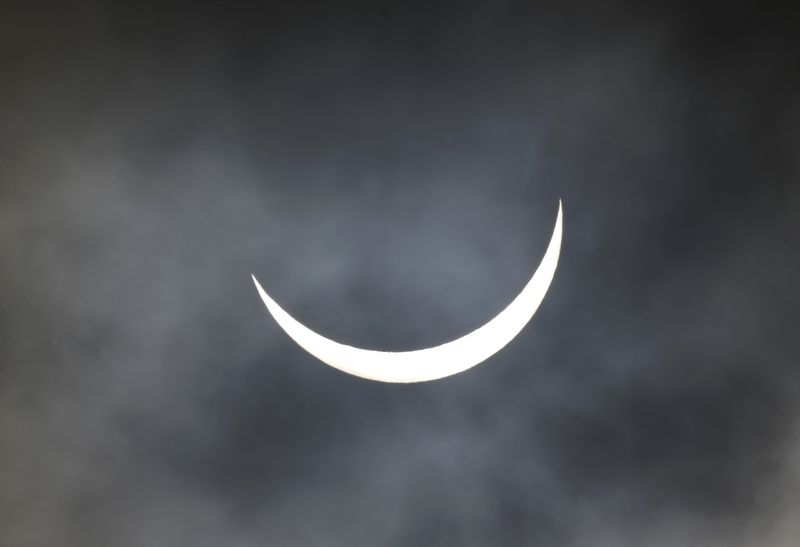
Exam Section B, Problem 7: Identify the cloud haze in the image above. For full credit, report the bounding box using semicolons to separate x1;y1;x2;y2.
1;1;799;545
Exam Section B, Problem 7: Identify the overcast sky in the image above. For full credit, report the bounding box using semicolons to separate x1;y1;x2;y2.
2;1;799;545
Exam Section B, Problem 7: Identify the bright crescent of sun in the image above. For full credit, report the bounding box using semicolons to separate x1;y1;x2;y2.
253;200;562;383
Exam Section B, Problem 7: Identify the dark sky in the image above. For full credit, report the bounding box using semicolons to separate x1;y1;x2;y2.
2;1;799;545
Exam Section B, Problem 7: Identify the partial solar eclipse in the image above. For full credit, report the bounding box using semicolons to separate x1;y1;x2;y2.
253;200;563;383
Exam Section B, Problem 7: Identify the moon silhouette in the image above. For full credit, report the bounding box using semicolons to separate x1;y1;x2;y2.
253;200;562;383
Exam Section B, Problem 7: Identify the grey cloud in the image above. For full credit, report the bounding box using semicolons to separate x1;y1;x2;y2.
1;1;799;545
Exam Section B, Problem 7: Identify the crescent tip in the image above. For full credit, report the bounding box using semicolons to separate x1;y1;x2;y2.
251;274;270;302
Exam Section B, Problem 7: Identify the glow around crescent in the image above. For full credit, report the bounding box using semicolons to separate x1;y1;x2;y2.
253;200;562;383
